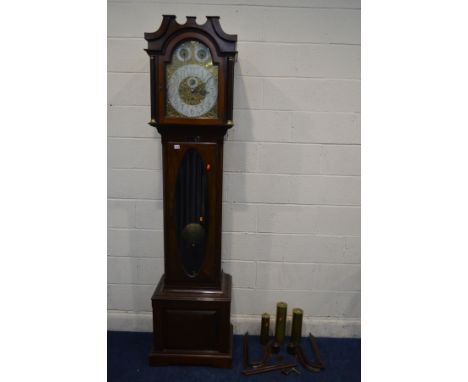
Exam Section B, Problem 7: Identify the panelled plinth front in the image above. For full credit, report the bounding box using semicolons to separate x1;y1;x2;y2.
149;272;233;368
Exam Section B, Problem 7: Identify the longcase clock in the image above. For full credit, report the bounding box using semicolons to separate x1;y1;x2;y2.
144;15;237;368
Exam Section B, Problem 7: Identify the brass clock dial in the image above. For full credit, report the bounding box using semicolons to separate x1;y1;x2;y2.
166;40;218;119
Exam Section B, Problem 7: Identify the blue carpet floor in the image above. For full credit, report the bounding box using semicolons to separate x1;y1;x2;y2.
108;331;360;382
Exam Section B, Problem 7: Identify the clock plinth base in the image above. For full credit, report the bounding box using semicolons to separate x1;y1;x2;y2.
149;272;233;368
148;324;233;368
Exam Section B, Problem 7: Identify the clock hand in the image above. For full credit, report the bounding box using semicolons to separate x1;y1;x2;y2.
193;85;207;96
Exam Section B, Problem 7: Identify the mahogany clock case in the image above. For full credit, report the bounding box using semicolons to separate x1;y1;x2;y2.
144;16;237;368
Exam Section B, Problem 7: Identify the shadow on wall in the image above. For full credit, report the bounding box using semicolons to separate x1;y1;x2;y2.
222;59;254;294
223;61;297;314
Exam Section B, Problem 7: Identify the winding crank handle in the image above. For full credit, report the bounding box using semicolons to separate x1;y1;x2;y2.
242;362;297;376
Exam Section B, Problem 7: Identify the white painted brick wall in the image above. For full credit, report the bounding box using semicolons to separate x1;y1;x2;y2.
108;169;163;199
108;138;161;170
108;229;164;258
135;200;164;229
108;0;360;337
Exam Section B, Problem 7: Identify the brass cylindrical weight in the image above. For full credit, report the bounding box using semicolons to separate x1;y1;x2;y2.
260;313;270;345
287;308;303;354
272;302;287;353
290;308;303;344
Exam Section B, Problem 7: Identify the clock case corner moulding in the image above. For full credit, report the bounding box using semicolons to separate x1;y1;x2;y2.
144;15;237;368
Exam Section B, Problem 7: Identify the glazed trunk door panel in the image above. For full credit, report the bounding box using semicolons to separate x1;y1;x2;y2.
175;148;208;277
164;141;221;288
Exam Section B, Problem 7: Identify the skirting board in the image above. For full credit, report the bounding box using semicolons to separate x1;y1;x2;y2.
108;311;360;338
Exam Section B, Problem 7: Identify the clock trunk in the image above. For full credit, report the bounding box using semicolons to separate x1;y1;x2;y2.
162;136;224;290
